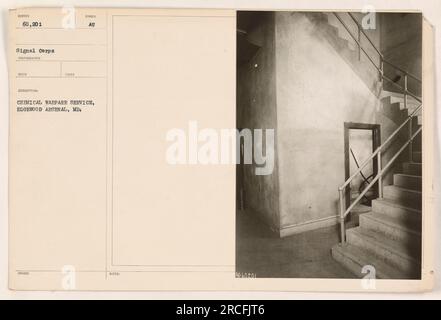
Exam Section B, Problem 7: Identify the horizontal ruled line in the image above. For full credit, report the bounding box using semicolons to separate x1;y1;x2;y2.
15;43;106;46
16;60;106;62
16;76;106;79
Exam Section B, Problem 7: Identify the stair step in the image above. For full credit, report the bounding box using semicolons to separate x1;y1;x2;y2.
392;101;421;113
381;96;419;111
411;130;422;152
306;12;382;95
413;151;422;163
382;100;422;129
381;90;420;105
402;162;422;176
411;115;423;126
412;121;422;132
381;90;418;99
359;212;421;244
383;185;422;209
324;24;340;39
393;173;422;191
331;243;412;279
382;101;402;120
346;203;371;227
325;13;357;51
322;26;358;60
372;198;421;221
400;108;409;120
305;13;359;60
397;112;422;129
346;227;420;276
304;12;329;24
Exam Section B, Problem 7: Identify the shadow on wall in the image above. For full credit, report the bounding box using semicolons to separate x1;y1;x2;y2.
236;11;421;237
236;12;280;232
381;13;422;96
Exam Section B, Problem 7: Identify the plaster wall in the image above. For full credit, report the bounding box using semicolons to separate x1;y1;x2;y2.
274;12;402;233
237;13;280;230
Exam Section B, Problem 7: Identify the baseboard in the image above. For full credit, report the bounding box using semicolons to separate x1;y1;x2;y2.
239;207;280;236
279;215;339;238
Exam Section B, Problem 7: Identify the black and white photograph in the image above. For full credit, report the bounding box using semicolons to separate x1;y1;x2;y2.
236;11;423;279
2;1;440;300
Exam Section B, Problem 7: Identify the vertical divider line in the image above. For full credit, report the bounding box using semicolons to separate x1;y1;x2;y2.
105;10;109;279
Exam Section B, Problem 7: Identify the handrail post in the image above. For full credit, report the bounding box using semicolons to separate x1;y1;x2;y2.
404;73;408;110
379;57;384;82
409;116;413;162
357;27;361;60
339;189;345;243
404;74;412;161
377;150;383;198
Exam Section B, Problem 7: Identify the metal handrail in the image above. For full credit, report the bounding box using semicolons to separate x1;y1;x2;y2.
341;118;422;217
344;127;422;217
333;12;422;87
382;59;421;82
346;12;423;82
338;125;422;242
332;12;424;243
382;74;422;103
338;104;422;192
347;13;383;58
333;13;380;74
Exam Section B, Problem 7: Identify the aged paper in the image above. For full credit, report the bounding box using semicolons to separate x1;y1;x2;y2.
8;7;434;291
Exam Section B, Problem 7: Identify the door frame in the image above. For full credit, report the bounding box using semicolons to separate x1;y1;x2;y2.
344;122;381;208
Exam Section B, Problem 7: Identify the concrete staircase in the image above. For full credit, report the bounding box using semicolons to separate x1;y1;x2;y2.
304;12;381;94
304;11;423;279
332;92;422;279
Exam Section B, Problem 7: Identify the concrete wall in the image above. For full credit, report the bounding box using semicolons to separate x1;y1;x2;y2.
323;12;382;95
237;12;412;236
237;13;280;230
381;13;422;96
274;12;401;235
